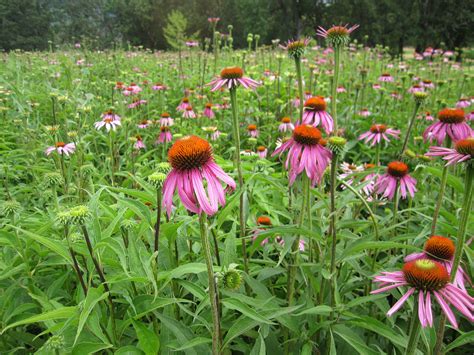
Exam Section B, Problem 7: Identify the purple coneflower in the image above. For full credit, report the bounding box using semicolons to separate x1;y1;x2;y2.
156;127;172;144
379;73;394;82
252;216;272;246
456;97;471;109
302;96;334;134
152;83;166;91
95;113;121;132
376;161;417;200
358;124;400;146
137;119;151;129
424;111;434;121
279;117;294;132
128;99;147;109
408;85;424;94
316;24;359;47
423;108;472;145
183;106;196;119
371;259;473;328
272;125;332;186
426;137;473;166
247;124;259;138
420;79;435;89
203;103;215;118
45;142;76;156
336;86;347;93
162;135;236;217
405;235;470;290
257;146;268;159
177;97;190;112
134;135;145;150
208;67;260;91
159;112;174;126
358;108;371;117
280;38;311;59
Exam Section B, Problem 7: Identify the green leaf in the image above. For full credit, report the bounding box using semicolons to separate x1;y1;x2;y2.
1;306;77;334
339;241;420;261
132;319;160;355
72;342;113;355
167;337;211;351
333;325;379;355
293;305;332;316
348;316;407;347
222;298;274;324
10;226;71;262
75;287;109;345
445;331;474;352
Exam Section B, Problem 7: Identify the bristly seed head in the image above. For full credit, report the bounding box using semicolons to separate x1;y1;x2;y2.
304;96;326;111
257;216;272;225
424;236;455;261
168;135;212;171
387;161;409;178
55;142;66;148
403;259;449;291
220;67;244;79
247;124;257;131
293;125;322;146
257;146;266;152
454;137;474;157
370;124;387;133
438;108;465;124
281;117;291;123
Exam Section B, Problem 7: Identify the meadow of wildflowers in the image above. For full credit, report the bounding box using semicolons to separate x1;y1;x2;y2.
0;22;473;355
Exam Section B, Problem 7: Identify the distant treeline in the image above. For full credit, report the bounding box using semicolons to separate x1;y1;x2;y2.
1;0;473;54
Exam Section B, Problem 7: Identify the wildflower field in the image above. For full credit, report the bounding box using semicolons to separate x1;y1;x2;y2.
0;25;473;355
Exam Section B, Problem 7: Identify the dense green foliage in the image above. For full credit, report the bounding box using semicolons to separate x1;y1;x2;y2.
0;37;473;353
1;0;473;53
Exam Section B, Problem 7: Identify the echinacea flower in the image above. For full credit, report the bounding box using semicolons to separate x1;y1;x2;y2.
456;98;471;109
156;127;172;144
123;83;142;96
358;124;400;146
177;98;190;112
101;110;121;122
424;111;434;121
128;99;147;109
279;117;295;132
426;137;474;166
94;115;121;132
423;109;472;145
183;106;196;119
253;216;272;246
379;73;394;82
371;259;473;328
208;67;260;92
152;83;166;91
405;236;470;290
134;135;145;150
408;85;424;94
292;97;301;108
203;103;215;118
280;38;311;59
420;79;435;89
159;112;174;126
247;124;259;138
358;108;371;117
376;161;417;199
45;142;76;156
272;125;332;185
138;119;151;129
336;86;346;93
162;135;236;216
302;96;334;134
257;146;268;159
316;24;359;47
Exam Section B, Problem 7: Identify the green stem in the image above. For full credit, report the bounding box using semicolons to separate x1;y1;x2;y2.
294;58;304;121
329;154;339;310
332;46;341;133
286;174;309;306
399;101;421;159
405;298;421;355
154;188;162;255
229;88;250;293
199;213;221;355
430;164;449;235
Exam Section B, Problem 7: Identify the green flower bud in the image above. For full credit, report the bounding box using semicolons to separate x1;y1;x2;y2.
327;136;347;155
68;205;91;225
156;162;171;174
148;172;167;189
0;200;21;216
404;149;417;159
413;91;428;103
120;219;136;230
45;335;65;351
43;172;64;187
222;269;242;290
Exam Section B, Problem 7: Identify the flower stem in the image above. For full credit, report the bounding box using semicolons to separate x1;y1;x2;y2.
433;163;473;354
399;101;421;159
229;87;250;293
154;188;162;255
430;164;449;235
405;297;421;355
332;46;341;133
294;57;304;121
199;213;221;355
329;153;339;310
